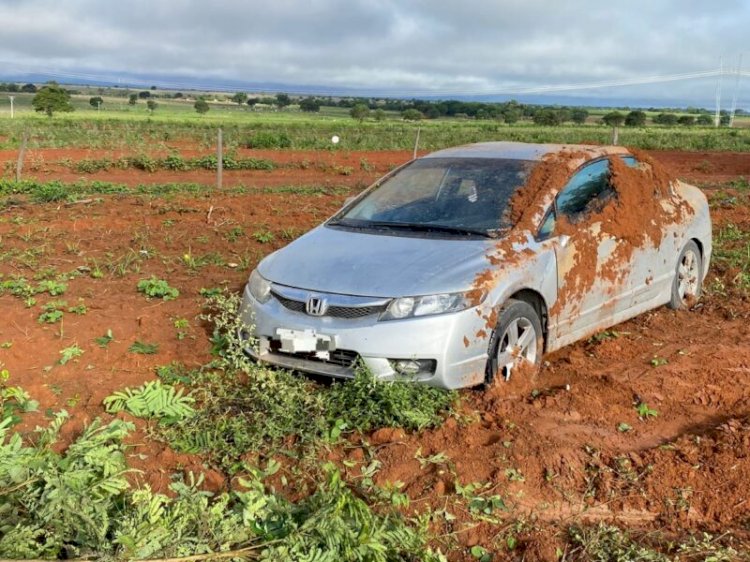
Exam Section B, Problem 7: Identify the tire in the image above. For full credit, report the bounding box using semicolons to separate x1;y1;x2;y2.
485;299;544;384
668;240;703;310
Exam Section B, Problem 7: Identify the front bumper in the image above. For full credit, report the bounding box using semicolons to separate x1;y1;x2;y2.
239;284;491;389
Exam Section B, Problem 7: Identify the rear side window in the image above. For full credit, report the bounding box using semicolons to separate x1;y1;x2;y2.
556;159;613;220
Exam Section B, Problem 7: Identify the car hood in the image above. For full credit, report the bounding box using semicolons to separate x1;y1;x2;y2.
258;225;497;297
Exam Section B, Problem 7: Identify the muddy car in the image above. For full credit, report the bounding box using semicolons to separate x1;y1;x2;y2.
239;142;711;388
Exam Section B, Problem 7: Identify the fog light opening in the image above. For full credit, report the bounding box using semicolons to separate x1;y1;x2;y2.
390;359;436;377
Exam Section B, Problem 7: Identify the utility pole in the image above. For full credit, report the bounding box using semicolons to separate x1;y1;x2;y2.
714;56;723;127
9;96;14;118
729;53;743;128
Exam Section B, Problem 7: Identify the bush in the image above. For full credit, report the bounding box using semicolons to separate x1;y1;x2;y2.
326;368;456;432
245;131;292;149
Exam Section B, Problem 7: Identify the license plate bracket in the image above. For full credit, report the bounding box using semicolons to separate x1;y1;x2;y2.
276;328;335;354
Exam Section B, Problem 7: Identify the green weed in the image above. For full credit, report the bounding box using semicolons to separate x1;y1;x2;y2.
137;276;179;300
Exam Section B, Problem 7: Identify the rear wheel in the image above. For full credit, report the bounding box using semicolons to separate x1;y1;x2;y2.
668;241;702;310
486;299;543;383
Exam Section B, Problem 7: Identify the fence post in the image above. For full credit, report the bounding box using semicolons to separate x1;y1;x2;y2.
412;127;421;160
611;126;619;146
16;131;28;182
217;128;223;190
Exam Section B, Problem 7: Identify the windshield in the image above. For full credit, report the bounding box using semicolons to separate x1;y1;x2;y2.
331;157;534;236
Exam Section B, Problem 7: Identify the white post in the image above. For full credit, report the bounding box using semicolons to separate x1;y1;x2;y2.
714;56;723;127
9;96;14;119
412;127;421;160
729;53;743;128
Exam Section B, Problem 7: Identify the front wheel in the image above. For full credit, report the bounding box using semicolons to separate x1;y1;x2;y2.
668;241;702;310
486;299;544;383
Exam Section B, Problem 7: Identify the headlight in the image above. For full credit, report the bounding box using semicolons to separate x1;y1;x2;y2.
248;270;272;303
380;291;483;321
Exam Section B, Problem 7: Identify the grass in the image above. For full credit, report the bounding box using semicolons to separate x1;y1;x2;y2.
0;178;350;204
1;104;749;152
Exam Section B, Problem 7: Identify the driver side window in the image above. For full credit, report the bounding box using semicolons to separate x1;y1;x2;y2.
556;159;614;222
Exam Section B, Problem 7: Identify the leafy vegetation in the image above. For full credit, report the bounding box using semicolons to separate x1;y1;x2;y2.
103;380;194;421
104;291;455;471
0;413;442;561
137;276;179;300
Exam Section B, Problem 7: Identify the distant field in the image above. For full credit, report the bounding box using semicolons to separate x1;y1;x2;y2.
1;92;750;152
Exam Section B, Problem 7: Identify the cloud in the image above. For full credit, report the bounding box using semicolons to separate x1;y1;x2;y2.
0;0;747;105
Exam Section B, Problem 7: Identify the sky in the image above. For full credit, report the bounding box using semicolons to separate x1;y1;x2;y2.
0;0;748;107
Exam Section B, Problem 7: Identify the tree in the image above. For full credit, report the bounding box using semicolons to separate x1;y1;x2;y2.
696;114;713;126
89;96;104;109
624;110;647;127
194;98;210;114
502;107;522;124
138;91;151;99
246;97;260;108
677;115;695;126
373;108;386;121
128;93;138;105
299;97;321;112
21;83;37;93
570;108;589;124
147;99;158;113
653;113;678;125
31;82;74;117
350;103;370;121
275;93;291;108
230;92;248;106
532;109;563;126
401;108;423;121
174;92;184;99
601;111;625;127
720;112;731;126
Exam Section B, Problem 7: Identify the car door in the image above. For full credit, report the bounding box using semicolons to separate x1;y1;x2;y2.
542;158;635;346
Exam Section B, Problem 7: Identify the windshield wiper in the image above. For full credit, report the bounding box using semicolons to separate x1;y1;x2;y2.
334;220;497;238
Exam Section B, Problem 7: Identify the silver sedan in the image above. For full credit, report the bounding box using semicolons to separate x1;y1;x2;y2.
240;142;711;388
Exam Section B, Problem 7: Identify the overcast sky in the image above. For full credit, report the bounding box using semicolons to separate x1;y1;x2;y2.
0;0;748;106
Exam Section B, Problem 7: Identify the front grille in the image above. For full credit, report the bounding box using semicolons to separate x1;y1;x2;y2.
272;291;386;319
269;340;359;368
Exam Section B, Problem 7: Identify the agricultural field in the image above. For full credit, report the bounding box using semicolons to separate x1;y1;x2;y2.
1;115;750;561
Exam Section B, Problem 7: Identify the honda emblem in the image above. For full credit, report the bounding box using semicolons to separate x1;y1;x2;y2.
305;295;328;316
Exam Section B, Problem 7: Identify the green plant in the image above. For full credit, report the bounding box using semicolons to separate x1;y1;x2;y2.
38;279;67;296
137;276;179;300
59;344;83;365
252;229;275;244
650;356;668;367
636;402;658;420
325;367;456;432
95;329;114;347
38;301;65;324
173;317;190;340
129;341;159;355
155;362;194;385
568;524;667;561
1;370;39;425
103;380;194;421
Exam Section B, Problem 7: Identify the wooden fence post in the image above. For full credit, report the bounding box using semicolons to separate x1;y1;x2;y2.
16;131;28;182
217;128;223;190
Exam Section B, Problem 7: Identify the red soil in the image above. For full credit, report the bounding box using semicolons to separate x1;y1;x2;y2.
1;147;750;559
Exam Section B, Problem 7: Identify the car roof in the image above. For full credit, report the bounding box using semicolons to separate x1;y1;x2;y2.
423;141;630;162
